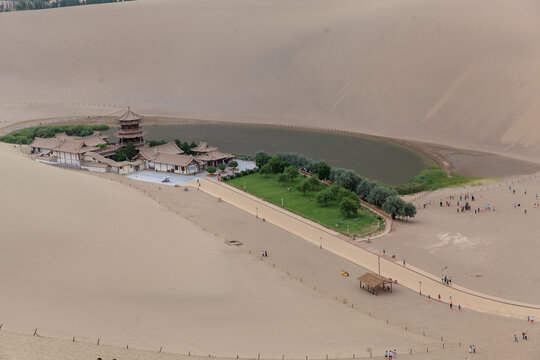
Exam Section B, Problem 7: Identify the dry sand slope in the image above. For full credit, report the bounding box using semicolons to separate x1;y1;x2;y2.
0;143;435;358
1;0;540;161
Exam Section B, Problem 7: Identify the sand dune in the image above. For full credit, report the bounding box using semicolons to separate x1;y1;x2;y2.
0;0;540;159
1;0;540;160
0;143;436;357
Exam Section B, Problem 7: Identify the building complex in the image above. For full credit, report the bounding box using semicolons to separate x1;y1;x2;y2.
29;108;235;176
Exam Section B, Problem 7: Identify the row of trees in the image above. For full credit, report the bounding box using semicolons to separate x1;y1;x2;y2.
0;124;109;145
1;0;130;12
254;150;416;220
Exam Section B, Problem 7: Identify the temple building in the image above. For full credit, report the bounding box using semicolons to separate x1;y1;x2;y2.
191;142;234;168
115;107;147;146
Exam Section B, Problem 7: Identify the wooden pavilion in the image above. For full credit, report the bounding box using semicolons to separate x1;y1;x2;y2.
357;272;393;295
115;107;147;146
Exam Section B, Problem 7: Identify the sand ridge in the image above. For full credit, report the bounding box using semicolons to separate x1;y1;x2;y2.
1;0;540;161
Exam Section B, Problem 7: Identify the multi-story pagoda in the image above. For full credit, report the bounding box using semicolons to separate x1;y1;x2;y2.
115;107;147;146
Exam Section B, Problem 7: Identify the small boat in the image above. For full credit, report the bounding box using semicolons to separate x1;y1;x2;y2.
162;176;171;183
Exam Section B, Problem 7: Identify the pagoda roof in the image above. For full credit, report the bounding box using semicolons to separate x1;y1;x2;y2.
117;107;143;122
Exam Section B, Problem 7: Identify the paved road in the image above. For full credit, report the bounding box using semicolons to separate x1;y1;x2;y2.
193;178;540;320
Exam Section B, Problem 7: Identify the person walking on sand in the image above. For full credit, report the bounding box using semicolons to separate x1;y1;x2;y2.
514;334;518;342
472;345;476;353
531;316;534;324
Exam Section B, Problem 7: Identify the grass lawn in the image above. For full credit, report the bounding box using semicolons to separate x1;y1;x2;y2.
395;166;493;194
227;173;383;237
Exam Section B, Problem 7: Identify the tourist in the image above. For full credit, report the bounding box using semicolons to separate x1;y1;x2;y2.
525;331;528;340
522;331;525;340
472;345;476;353
384;351;388;358
468;345;473;353
531;315;534;324
449;301;453;310
514;334;518;342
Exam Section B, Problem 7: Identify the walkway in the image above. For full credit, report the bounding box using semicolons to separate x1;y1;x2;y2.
193;178;540;319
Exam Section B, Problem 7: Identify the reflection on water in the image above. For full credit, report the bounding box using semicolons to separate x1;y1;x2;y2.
108;123;434;184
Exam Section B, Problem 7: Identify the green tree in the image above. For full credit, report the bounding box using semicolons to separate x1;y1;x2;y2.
356;179;378;200
307;176;320;190
299;179;310;195
317;161;331;180
337;187;358;202
259;163;272;176
228;160;239;168
316;189;332;206
207;166;217;174
367;185;398;208
329;184;342;200
255;150;270;168
124;142;138;160
218;164;226;171
112;147;127;162
283;166;298;182
268;156;288;174
382;195;406;219
340;198;358;217
400;202;417;219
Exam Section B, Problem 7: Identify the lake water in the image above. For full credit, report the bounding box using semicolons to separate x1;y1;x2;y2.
109;123;434;184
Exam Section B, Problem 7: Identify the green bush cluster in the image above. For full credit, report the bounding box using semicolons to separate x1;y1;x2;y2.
393;166;477;194
0;124;109;145
255;151;331;180
111;142;138;162
222;168;257;180
146;139;168;147
316;184;360;217
173;139;198;154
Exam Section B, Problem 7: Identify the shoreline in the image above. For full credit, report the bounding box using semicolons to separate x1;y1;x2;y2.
2;114;539;180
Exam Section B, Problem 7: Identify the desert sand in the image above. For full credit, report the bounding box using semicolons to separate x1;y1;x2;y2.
376;174;540;304
2;0;540;358
0;143;440;358
1;0;540;162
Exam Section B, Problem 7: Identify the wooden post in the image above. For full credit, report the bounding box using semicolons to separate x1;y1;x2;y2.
159;347;162;353
72;336;75;342
97;338;100;345
33;329;37;336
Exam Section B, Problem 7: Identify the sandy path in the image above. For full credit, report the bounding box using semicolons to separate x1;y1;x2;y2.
194;178;540;319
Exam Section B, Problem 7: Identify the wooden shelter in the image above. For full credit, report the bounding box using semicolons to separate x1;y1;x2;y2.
357;272;393;295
